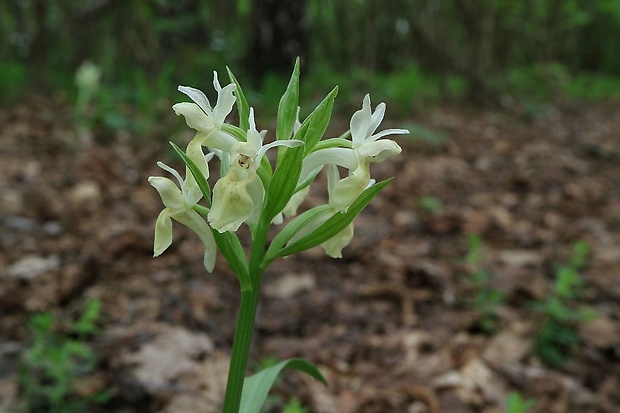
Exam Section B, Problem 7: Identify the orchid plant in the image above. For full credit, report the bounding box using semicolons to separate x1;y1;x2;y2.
148;59;408;413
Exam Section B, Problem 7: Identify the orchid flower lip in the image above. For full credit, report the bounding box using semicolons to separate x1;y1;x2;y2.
206;107;305;233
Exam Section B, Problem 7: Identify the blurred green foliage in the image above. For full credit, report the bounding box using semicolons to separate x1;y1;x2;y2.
464;234;504;335
418;196;443;214
533;241;597;368
1;0;619;112
19;299;108;413
0;61;28;103
505;392;535;413
281;397;308;413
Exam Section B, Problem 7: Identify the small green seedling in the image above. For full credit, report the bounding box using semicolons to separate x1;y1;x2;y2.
419;196;443;214
533;241;596;367
505;392;535;413
18;299;108;413
465;234;504;334
282;396;307;413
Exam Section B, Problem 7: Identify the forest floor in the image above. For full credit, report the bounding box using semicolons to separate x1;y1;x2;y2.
0;95;619;413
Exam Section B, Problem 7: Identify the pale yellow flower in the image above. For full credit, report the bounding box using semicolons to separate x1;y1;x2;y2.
301;94;408;212
149;160;216;272
208;108;303;233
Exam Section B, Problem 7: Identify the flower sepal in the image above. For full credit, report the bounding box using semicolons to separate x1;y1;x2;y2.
169;141;212;207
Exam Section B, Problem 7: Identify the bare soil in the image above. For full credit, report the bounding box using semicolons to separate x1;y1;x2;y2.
1;96;619;412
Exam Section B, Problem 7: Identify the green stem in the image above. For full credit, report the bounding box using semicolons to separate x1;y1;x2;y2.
221;285;261;413
221;218;270;413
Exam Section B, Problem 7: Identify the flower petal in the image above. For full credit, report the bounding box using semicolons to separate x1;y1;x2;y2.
157;161;184;187
211;71;237;128
322;222;354;258
186;139;211;181
271;212;284;225
367;101;386;139
178;86;212;115
257;139;304;162
358;139;402;163
207;130;239;153
300;147;357;182
282;186;310;217
212;83;237;126
245;108;263;154
328;164;371;213
212;71;223;90
149;176;185;210
350;94;372;145
175;210;217;272
153;209;174;257
326;163;339;200
293;106;302;135
245;176;265;225
368;127;409;142
172;102;215;132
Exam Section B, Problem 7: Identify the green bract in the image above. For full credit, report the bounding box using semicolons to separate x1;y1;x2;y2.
147;61;409;413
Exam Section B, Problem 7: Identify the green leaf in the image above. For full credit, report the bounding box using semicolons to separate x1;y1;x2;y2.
219;149;231;177
505;392;535;413
263;144;305;223
295;166;320;194
169;141;212;207
221;123;248;142
262;86;338;217
576;307;597;322
256;155;273;192
264;205;332;266
276;57;300;141
73;299;102;335
30;313;54;335
277;178;392;258
227;67;251;131
312;136;352;152
300;86;338;155
569;240;589;269
240;358;327;413
466;234;482;265
213;230;251;290
547;297;570;320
